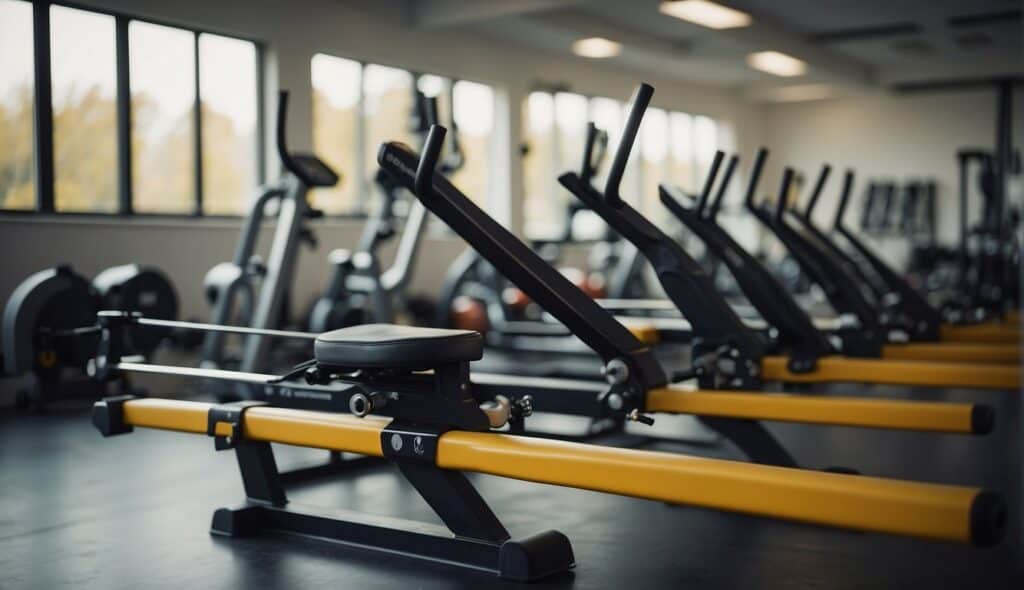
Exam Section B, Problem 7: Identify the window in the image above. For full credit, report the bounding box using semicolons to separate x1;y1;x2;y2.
310;53;495;215
0;0;34;210
199;34;259;215
129;21;195;214
311;54;361;214
451;80;494;207
363;64;416;209
640;107;669;224
1;3;262;216
51;4;118;213
523;92;558;238
693;115;718;198
669;112;694;193
521;89;735;238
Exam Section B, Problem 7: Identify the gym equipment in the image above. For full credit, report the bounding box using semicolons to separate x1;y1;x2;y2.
202;90;337;374
434;122;619;337
754;155;1020;351
92;393;1005;580
86;315;1006;580
67;120;1009;578
1;264;177;410
663;151;1015;364
307;90;438;333
378;122;1000;459
559;84;1019;389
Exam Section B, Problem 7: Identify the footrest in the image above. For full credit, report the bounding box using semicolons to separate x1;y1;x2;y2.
315;323;483;369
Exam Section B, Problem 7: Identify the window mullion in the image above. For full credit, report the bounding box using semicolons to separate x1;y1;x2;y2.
355;63;367;214
115;15;132;214
192;32;203;215
254;43;266;186
32;0;55;212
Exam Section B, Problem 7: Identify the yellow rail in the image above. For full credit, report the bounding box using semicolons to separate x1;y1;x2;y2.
645;388;987;434
941;322;1020;344
762;355;1021;390
105;398;1002;544
882;342;1020;364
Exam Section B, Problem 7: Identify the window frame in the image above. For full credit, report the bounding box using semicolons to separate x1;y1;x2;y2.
1;0;265;218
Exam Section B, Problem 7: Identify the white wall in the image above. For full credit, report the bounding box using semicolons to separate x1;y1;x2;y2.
756;87;1023;264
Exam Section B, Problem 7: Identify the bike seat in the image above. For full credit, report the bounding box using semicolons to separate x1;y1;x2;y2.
315;323;483;369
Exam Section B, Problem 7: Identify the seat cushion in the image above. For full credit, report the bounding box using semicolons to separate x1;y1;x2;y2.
315;323;483;369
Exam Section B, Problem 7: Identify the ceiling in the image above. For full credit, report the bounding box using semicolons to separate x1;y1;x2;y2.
389;0;1022;101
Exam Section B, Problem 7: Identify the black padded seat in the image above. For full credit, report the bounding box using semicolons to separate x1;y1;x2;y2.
315;323;483;369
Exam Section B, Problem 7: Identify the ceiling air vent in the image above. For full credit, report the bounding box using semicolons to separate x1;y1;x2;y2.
954;32;994;50
890;39;933;56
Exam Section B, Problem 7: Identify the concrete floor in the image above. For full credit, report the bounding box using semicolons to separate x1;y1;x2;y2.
1;381;1022;589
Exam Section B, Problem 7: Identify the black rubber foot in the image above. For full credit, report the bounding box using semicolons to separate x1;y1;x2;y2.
499;530;575;581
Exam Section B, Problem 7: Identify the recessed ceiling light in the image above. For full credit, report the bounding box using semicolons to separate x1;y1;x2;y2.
768;84;835;103
659;1;752;30
572;37;622;59
746;51;807;77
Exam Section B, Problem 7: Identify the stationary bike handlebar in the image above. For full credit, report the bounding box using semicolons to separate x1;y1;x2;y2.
275;90;302;181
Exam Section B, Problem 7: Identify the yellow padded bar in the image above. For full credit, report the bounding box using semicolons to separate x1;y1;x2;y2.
882;342;1020;364
645;387;985;433
761;355;1021;390
109;398;1000;544
941;322;1021;344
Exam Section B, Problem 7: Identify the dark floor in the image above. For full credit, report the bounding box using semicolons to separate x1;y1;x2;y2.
1;381;1022;589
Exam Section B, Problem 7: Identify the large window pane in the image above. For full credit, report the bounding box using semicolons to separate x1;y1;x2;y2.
311;53;360;214
640;107;668;224
363;64;414;210
199;33;257;215
451;80;493;206
669;112;694;194
51;5;117;213
523;92;559;240
588;97;624;195
130;21;195;214
693;115;718;193
0;0;34;210
554;92;588;174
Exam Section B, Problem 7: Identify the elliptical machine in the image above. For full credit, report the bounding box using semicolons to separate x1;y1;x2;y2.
201;90;339;373
307;90;438;332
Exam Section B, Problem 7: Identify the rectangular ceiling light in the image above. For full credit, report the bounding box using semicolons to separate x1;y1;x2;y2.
767;84;836;103
572;37;621;58
746;51;807;77
659;1;752;29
